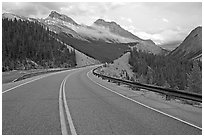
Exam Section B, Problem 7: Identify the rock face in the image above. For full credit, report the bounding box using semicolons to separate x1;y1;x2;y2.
43;11;165;55
93;19;142;41
168;26;202;60
48;11;78;25
100;52;134;79
43;11;138;43
93;19;167;55
2;11;167;62
54;37;99;67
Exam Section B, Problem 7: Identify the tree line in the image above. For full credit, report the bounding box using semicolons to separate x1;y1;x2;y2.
2;18;76;71
129;47;202;94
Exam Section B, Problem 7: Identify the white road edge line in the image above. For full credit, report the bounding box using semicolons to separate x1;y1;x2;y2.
59;71;78;135
87;70;202;130
2;68;78;94
3;75;49;94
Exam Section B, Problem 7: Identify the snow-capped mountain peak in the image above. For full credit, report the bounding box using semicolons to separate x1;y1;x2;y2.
94;19;119;27
93;18;142;41
48;11;78;25
2;11;166;55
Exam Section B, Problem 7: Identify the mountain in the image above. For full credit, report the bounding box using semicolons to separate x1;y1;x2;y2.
40;11;166;58
93;19;142;41
100;52;134;80
42;11;165;52
129;40;168;55
93;18;166;54
168;26;202;60
2;18;77;71
48;11;78;25
159;41;181;51
42;11;137;43
2;12;37;22
52;37;99;67
2;13;98;68
55;32;131;63
2;11;167;63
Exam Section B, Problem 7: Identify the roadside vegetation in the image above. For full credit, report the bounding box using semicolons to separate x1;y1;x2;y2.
2;18;76;72
55;32;130;63
129;47;202;94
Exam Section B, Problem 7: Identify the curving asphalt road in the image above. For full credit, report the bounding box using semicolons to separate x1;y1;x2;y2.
2;66;202;135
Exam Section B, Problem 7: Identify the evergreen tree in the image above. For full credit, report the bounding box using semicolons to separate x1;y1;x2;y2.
2;18;76;71
163;81;171;88
187;61;202;93
146;67;153;84
128;47;200;94
139;74;147;84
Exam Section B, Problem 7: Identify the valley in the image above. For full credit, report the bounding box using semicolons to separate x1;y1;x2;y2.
2;4;202;135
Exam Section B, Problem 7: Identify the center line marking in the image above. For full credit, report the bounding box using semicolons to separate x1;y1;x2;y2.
63;73;77;135
59;78;68;135
59;71;78;135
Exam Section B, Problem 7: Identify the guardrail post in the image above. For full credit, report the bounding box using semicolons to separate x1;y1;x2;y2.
165;94;171;101
117;82;120;86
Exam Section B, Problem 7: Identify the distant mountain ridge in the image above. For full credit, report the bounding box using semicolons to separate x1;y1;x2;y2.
48;11;78;25
2;11;169;62
2;12;37;22
93;19;142;41
168;26;202;60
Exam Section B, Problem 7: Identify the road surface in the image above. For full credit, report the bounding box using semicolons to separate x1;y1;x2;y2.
2;66;202;135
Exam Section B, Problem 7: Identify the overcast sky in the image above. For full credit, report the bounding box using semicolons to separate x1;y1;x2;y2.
2;2;202;50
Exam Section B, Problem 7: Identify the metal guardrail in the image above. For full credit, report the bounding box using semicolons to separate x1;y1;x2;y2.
92;66;202;103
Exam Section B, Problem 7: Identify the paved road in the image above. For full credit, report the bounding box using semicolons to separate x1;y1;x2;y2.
2;66;202;135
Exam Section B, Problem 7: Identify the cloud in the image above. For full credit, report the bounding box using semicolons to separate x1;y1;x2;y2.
134;29;186;45
162;18;169;23
2;2;70;18
127;18;132;23
123;25;185;45
2;2;127;18
141;2;201;14
2;2;201;47
135;31;164;44
61;2;126;17
120;17;132;23
159;40;181;51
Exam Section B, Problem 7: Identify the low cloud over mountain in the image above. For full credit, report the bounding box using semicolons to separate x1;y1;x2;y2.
3;2;202;50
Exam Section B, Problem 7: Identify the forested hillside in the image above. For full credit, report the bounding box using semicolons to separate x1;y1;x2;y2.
129;48;202;93
2;18;76;71
55;32;130;63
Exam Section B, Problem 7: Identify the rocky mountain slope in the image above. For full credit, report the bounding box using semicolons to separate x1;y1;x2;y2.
44;11;167;55
93;18;166;55
2;18;77;71
42;11;137;43
54;37;99;67
100;52;134;80
168;26;202;60
2;13;98;68
2;12;37;22
2;11;167;63
93;19;142;41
